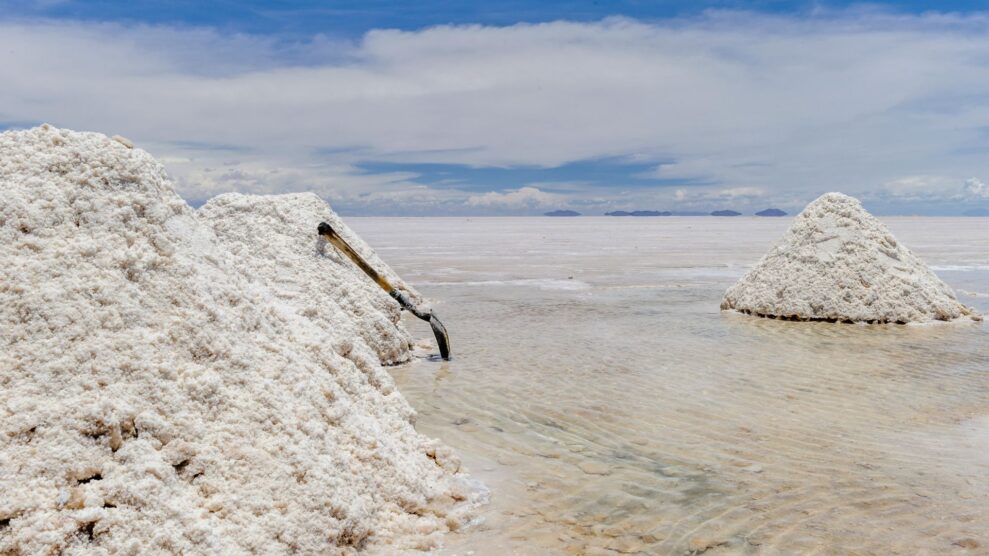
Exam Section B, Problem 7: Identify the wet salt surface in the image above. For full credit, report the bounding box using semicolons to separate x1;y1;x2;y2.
349;217;989;555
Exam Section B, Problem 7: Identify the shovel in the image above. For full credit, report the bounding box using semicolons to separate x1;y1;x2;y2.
318;222;451;360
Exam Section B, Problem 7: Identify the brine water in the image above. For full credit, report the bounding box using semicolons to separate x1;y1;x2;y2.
350;216;989;555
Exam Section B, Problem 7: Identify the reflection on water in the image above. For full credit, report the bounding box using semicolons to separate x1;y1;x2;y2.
349;217;989;555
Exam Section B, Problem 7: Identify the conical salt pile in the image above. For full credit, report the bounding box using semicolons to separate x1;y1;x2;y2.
722;192;980;323
0;125;471;555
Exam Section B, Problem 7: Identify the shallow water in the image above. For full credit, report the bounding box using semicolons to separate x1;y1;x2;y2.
349;216;989;555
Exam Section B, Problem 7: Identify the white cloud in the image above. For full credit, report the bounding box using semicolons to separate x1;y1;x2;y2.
964;177;989;199
716;187;767;199
4;13;989;212
880;175;958;200
871;175;989;207
666;185;768;210
465;186;560;208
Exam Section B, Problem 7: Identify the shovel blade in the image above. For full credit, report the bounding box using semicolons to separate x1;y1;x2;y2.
429;313;451;360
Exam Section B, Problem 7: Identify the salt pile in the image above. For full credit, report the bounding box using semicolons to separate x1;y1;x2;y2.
722;192;981;323
0;125;470;555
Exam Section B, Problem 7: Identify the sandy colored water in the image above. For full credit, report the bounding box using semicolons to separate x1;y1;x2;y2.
349;216;989;555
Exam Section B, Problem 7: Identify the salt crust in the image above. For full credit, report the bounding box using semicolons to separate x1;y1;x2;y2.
722;192;981;323
0;125;470;555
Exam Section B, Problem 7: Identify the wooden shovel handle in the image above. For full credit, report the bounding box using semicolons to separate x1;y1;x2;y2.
317;222;394;292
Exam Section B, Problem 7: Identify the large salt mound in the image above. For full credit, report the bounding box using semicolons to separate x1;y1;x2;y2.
721;192;981;324
0;125;469;555
198;192;419;366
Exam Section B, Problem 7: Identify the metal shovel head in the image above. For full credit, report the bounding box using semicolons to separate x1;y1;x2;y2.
318;222;451;360
429;312;451;360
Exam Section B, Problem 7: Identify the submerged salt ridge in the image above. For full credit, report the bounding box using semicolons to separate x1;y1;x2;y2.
0;125;471;555
722;192;981;323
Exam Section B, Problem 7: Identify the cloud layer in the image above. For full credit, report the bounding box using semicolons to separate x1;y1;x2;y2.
3;11;989;214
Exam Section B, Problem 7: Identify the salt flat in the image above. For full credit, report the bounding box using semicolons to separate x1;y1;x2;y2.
351;216;989;555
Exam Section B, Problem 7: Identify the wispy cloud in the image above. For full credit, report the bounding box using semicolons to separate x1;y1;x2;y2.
466;186;561;209
879;175;959;200
964;177;989;199
4;12;989;213
671;186;769;209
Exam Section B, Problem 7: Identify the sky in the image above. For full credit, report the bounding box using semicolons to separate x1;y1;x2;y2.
3;1;989;215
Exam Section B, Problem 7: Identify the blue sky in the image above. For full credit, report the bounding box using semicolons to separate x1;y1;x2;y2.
8;1;989;35
4;1;989;215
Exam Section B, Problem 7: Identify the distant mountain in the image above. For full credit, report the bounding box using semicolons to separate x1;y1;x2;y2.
544;209;581;217
963;208;989;216
711;209;742;216
605;210;672;216
755;208;787;217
